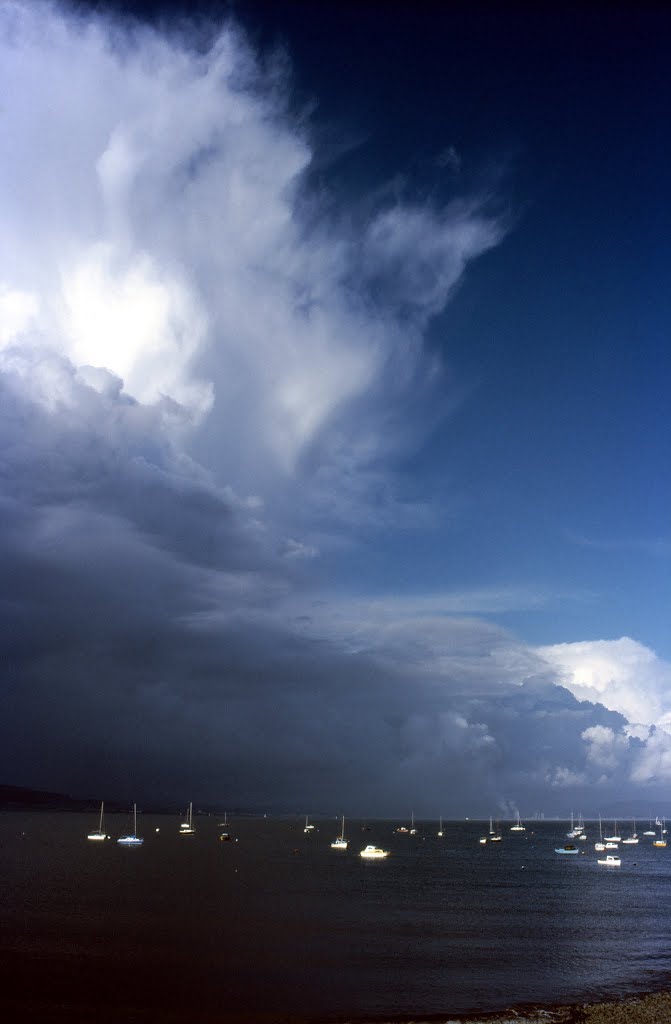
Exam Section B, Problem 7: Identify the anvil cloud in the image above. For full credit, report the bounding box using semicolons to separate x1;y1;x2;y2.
0;0;668;815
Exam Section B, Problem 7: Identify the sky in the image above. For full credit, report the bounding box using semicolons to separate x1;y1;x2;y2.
1;0;670;816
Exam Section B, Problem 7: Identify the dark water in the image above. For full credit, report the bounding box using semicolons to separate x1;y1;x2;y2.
1;814;670;1022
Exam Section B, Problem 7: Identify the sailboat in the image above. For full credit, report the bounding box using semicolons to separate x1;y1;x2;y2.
643;816;656;836
594;814;606;852
303;814;315;833
179;801;195;835
437;816;443;837
396;811;416;834
653;822;667;848
603;821;621;843
622;818;639;845
510;812;526;832
490;820;502;842
87;801;109;841
117;803;143;846
218;811;231;841
330;815;348;849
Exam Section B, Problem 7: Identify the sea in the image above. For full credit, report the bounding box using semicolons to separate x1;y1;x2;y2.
1;814;670;1023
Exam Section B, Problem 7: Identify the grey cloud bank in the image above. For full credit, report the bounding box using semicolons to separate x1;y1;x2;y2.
0;1;669;815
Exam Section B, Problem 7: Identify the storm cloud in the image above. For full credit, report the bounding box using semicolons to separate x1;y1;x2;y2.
1;1;667;816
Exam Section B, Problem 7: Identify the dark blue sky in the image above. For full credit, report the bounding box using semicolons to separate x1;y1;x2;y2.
1;0;669;812
218;2;671;653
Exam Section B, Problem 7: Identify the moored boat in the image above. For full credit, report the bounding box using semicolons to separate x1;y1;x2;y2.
597;854;621;867
117;803;143;846
331;815;348;849
87;801;109;841
179;801;195;835
360;845;390;859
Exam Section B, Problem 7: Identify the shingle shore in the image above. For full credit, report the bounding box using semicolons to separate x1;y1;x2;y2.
568;990;671;1023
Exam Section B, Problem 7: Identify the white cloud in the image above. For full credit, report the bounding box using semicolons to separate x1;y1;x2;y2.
538;637;671;787
581;724;629;773
537;637;671;730
0;0;503;505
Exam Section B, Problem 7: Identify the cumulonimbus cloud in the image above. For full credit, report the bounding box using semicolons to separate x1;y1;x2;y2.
0;1;667;813
0;0;502;498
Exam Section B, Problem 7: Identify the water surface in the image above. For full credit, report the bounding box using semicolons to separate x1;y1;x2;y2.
1;814;669;1022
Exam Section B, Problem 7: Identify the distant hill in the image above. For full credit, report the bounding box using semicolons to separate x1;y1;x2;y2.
0;784;124;812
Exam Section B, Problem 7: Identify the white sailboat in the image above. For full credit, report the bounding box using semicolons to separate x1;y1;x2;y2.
437;816;443;837
117;803;144;846
304;814;315;833
622;818;639;845
510;812;526;832
594;814;606;852
603;821;621;843
179;801;195;835
87;801;109;841
331;815;348;849
490;820;502;842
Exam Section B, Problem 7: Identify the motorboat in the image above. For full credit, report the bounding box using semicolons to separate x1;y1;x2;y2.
597;854;621;867
360;845;390;859
555;843;579;854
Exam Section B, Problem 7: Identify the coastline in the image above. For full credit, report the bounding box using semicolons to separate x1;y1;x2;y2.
567;989;671;1023
338;989;671;1024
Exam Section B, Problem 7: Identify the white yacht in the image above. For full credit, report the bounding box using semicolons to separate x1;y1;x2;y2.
330;816;348;849
597;854;621;867
360;845;390;859
179;801;195;835
87;801;109;841
117;803;144;846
